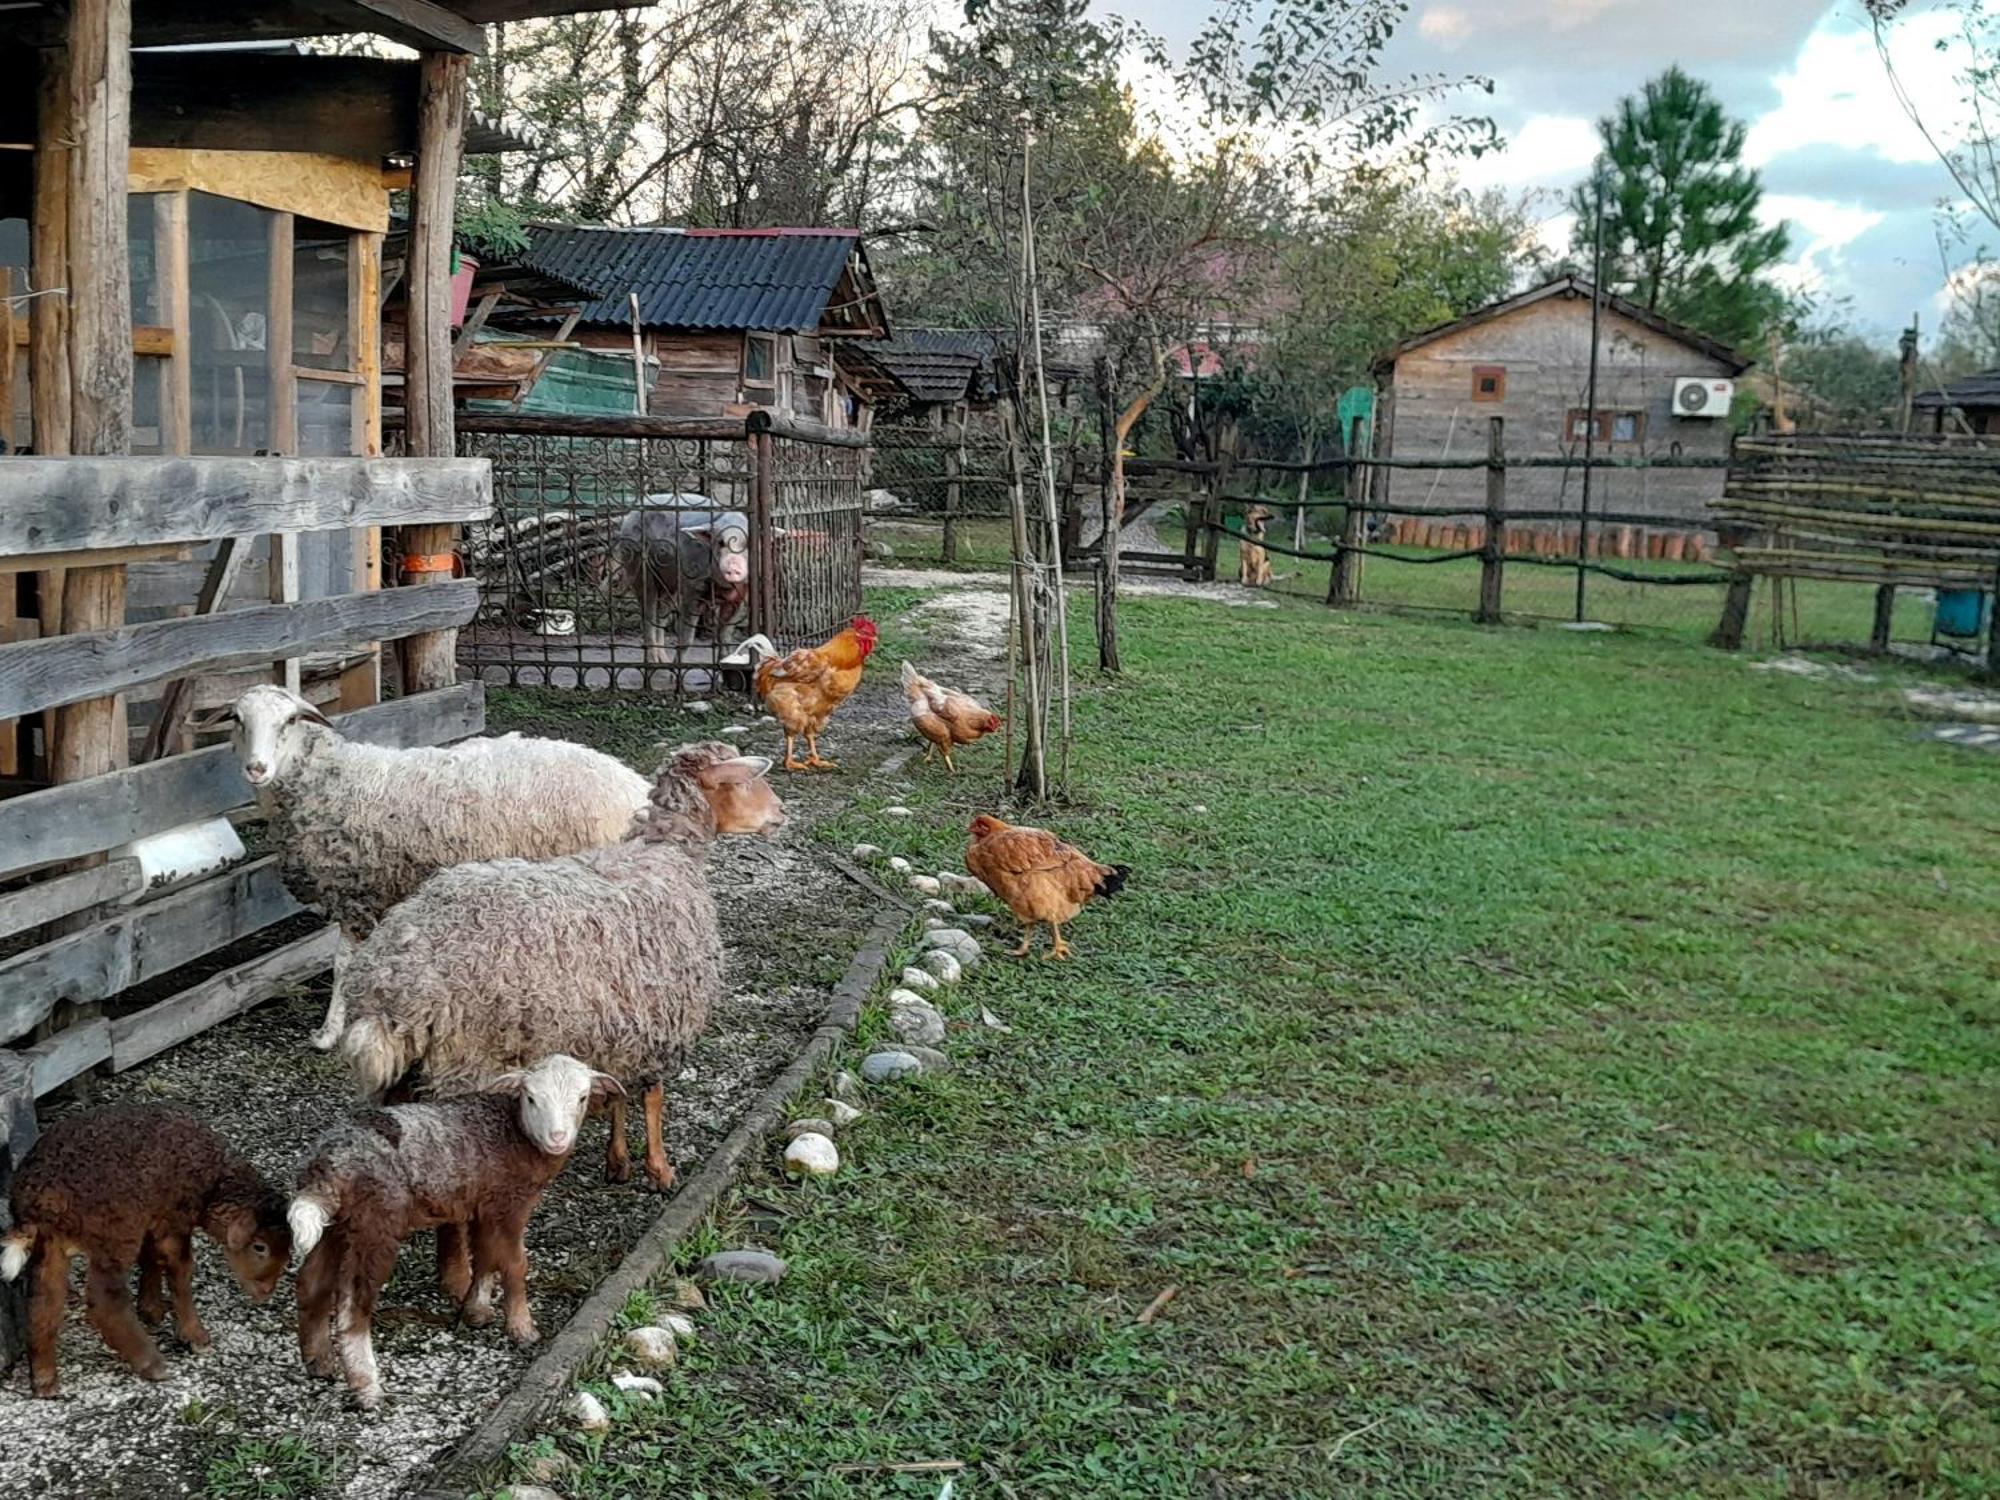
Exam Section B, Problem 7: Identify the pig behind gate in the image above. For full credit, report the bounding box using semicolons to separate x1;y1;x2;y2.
609;499;752;662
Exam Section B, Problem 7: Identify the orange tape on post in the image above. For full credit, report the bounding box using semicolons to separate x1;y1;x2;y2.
399;552;459;577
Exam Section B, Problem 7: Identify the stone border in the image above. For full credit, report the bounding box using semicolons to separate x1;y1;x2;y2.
417;901;911;1498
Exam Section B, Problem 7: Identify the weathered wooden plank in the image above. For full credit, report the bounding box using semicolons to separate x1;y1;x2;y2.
111;926;338;1072
0;857;302;1045
0;578;479;720
0;456;493;557
0;857;142;942
23;1018;111;1096
0;682;485;877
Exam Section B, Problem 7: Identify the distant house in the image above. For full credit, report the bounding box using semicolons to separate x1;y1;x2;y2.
870;328;1005;424
1371;275;1752;537
513;224;900;430
1913;369;2000;434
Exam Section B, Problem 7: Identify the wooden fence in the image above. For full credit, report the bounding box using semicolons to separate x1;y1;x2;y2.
0;453;491;1362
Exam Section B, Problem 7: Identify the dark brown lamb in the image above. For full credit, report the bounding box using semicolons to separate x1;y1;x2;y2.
0;1104;291;1398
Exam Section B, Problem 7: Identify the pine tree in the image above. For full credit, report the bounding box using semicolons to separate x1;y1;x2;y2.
1570;66;1792;349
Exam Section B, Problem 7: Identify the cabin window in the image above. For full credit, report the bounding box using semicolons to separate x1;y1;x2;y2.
293;222;353;373
744;334;776;388
189;191;273;454
1566;409;1646;443
1472;365;1505;401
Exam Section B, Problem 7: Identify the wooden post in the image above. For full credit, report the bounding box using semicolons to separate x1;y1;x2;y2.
943;404;964;564
267;212;302;693
1202;425;1234;584
1710;525;1756;650
1869;585;1897;653
1328;433;1367;607
749;427;777;642
1477;416;1505;624
397;51;470;696
30;51;72;775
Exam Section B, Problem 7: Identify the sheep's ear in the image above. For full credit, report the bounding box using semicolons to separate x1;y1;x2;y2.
589;1072;627;1103
292;701;333;729
214;1203;256;1252
190;705;237;734
490;1069;529;1096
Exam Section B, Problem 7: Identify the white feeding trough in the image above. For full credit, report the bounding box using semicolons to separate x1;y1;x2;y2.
113;817;244;894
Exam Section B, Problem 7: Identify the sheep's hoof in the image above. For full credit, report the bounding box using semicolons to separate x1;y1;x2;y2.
136;1357;170;1382
604;1155;633;1185
349;1383;383;1412
30;1378;59;1401
137;1299;167;1327
181;1324;213;1352
305;1352;340;1380
506;1319;540;1347
643;1164;677;1193
307;1028;339;1053
461;1300;496;1329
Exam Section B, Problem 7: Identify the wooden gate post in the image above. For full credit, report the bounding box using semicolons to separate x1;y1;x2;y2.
397;51;470;695
749;426;777;642
1870;584;1897;653
942;405;964;565
1477;416;1506;624
1328;437;1367;607
1202;429;1234;584
1710;523;1757;650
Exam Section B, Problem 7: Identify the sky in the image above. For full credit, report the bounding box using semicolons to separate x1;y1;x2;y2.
1107;0;1982;346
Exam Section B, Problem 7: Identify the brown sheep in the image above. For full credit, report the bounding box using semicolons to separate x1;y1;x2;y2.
1;1104;290;1398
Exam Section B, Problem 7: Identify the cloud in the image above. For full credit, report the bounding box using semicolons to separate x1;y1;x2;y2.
1743;8;1964;168
1455;115;1599;194
1758;144;1957;215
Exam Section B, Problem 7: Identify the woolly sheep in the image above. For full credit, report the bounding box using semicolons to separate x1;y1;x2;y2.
339;743;785;1193
225;685;651;1050
290;1053;621;1409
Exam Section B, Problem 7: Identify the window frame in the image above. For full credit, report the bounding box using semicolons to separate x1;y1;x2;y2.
743;333;778;391
1471;364;1506;402
1565;408;1646;444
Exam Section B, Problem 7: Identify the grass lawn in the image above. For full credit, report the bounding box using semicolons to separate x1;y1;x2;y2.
512;588;2000;1499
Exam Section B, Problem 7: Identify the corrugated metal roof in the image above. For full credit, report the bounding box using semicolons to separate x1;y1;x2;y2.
872;328;1003;403
521;224;880;333
1914;368;2000;410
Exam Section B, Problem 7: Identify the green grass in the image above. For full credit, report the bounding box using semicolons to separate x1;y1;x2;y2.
515;590;2000;1498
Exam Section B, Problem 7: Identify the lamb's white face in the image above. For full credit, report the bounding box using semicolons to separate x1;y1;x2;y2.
229;685;327;787
512;1054;616;1156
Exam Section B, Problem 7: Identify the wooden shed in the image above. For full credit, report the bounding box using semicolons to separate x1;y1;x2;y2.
0;0;617;1366
512;223;899;430
1372;275;1752;544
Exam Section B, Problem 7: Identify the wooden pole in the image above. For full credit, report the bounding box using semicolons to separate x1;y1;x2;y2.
749;429;776;642
1477;416;1505;624
397;51;470;696
1001;400;1046;798
943;403;963;564
30;51;72;776
1093;357;1119;674
1202;422;1232;583
1329;441;1366;607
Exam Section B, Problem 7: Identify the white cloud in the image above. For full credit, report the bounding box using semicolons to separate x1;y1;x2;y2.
1760;193;1889;298
1745;10;1965;169
1416;6;1472;44
1456;114;1600;193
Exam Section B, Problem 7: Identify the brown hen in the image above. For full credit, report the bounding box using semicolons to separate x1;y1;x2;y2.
965;814;1130;959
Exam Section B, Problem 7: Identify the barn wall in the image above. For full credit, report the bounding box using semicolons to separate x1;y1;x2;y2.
1382;294;1737;526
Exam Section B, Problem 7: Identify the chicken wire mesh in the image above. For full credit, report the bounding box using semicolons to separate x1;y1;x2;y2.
452;417;863;692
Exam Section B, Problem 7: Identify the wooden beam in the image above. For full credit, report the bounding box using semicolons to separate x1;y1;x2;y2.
110;926;339;1072
400;50;472;696
0;455;492;556
0;683;486;877
0;856;302;1045
22;1018;111;1096
348;0;489;55
29;49;70;459
139;538;249;762
0;579;481;721
154;190;191;454
0;857;143;943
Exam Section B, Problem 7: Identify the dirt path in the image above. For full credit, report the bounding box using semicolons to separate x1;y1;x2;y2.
0;613;993;1499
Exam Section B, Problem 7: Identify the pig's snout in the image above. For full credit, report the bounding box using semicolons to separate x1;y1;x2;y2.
717;551;750;586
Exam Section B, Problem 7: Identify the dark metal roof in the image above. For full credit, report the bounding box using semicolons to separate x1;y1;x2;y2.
872;328;1004;403
519;224;888;335
1914;368;2000;411
1374;273;1753;376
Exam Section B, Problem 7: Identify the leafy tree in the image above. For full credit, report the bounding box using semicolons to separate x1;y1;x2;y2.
1781;327;1905;429
1570;66;1792;350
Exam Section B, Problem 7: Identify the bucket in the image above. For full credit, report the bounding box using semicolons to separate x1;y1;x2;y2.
449;253;480;329
1935;588;1987;639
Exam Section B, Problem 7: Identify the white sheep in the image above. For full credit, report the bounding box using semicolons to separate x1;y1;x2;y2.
338;743;785;1192
226;685;652;1050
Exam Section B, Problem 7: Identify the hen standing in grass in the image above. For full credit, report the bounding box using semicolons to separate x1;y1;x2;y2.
900;661;1002;772
754;616;878;771
965;814;1130;959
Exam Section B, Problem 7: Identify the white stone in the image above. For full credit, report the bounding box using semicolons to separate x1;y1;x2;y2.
887;987;932;1010
825;1098;863;1126
832;1070;860;1098
852;843;885;861
923;927;983;967
887;856;912;874
979;1005;1013;1033
624;1326;679;1368
783;1132;841;1176
888;995;947;1046
938;872;989;898
612;1372;664;1400
923;897;956;914
502;1487;566;1500
720;724;749;736
899;966;939;992
785;1117;836;1141
883;805;914;818
1192;804;1208;814
860;1049;924;1083
567;1391;611;1432
685;700;713;714
920;949;962;984
909;874;942;896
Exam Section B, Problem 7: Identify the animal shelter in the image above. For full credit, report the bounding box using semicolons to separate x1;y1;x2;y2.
0;0;616;1369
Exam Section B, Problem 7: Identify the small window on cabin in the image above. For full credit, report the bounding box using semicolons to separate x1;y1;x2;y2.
1472;365;1505;401
293;221;353;372
1611;411;1643;442
188;191;273;454
744;334;776;388
1566;409;1645;443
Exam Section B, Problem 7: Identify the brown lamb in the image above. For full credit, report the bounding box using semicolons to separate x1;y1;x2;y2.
288;1053;618;1409
0;1103;291;1398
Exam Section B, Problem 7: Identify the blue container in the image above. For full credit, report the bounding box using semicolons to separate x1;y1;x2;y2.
1935;588;1988;638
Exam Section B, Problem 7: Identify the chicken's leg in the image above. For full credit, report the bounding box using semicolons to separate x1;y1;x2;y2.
780;731;810;773
1009;921;1039;958
803;728;839;770
942;743;957;773
1045;923;1072;961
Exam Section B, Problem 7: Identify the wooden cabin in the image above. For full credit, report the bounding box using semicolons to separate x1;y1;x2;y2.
510;223;900;429
0;0;617;1369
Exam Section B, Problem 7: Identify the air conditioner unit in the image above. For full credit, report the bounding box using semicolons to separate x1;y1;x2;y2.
1673;377;1734;418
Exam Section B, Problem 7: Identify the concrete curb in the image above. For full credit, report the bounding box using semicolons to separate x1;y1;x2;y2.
419;900;911;1497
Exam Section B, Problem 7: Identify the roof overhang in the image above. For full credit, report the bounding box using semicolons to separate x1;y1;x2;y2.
0;3;631;56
